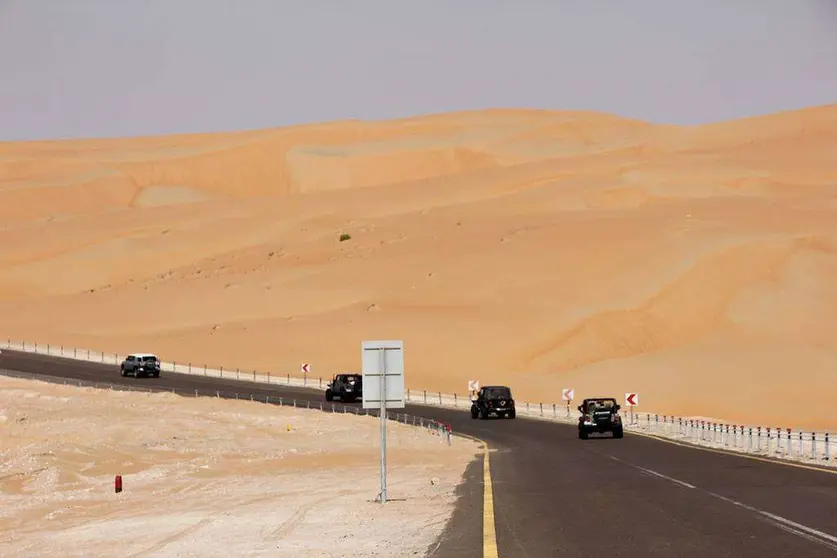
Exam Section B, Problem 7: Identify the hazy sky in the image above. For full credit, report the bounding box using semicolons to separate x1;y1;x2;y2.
2;0;836;140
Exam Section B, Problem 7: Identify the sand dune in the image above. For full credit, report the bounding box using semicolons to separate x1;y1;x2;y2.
1;104;836;430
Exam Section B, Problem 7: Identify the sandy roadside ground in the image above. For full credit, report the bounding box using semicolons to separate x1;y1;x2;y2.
0;375;481;557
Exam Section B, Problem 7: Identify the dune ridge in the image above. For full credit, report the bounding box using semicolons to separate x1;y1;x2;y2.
1;103;836;429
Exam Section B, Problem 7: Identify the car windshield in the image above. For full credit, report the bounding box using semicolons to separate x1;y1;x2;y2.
140;356;157;362
484;387;510;399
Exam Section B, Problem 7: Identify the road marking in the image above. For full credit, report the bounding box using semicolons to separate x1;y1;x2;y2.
707;491;837;551
483;443;499;558
636;465;697;489
624;428;837;476
611;455;837;551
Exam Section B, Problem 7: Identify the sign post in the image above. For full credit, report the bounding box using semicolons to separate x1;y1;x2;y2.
561;388;575;418
468;380;480;401
362;340;405;505
624;392;639;424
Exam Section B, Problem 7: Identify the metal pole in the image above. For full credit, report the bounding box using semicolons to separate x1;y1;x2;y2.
379;348;387;504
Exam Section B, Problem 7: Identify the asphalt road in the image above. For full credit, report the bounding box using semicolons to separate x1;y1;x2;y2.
2;349;837;557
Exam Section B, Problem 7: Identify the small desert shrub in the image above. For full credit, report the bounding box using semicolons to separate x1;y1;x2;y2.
339;233;351;242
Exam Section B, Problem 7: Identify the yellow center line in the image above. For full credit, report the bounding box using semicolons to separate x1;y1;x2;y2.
483;443;499;558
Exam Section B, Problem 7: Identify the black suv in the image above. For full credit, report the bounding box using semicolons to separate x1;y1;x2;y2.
470;385;516;419
325;373;363;403
577;397;623;439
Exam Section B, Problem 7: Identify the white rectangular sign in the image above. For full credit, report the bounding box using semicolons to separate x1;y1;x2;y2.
625;392;639;406
562;388;574;401
362;340;405;409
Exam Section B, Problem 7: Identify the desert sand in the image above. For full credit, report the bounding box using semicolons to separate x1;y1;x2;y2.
0;104;836;430
0;375;479;556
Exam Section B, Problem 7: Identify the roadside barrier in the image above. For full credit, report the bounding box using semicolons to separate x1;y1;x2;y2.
0;365;454;446
2;339;832;468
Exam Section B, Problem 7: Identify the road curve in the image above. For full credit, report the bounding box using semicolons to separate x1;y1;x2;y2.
2;350;837;557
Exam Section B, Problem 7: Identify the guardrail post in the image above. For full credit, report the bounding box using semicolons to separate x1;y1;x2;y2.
826;433;831;461
423;390;427;403
786;428;792;457
253;369;257;382
812;433;817;460
204;364;207;376
438;392;442;405
236;368;240;380
454;393;457;407
526;402;530;413
188;362;192;373
173;361;177;372
756;426;761;450
220;366;223;378
286;373;290;384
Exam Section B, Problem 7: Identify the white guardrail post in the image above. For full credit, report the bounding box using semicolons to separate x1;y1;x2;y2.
2;338;835;468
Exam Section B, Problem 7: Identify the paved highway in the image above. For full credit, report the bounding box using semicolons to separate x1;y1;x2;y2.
2;349;836;557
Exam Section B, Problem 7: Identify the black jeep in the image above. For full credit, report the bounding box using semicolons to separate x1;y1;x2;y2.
578;397;623;439
470;385;516;419
325;373;363;403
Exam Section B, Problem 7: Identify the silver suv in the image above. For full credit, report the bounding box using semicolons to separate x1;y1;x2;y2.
120;353;161;378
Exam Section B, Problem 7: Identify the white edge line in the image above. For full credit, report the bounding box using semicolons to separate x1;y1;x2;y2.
613;454;837;551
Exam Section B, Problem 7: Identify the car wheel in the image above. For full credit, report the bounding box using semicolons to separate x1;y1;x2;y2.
470;408;478;419
613;428;623;439
579;429;588;440
325;389;333;402
508;409;516;419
